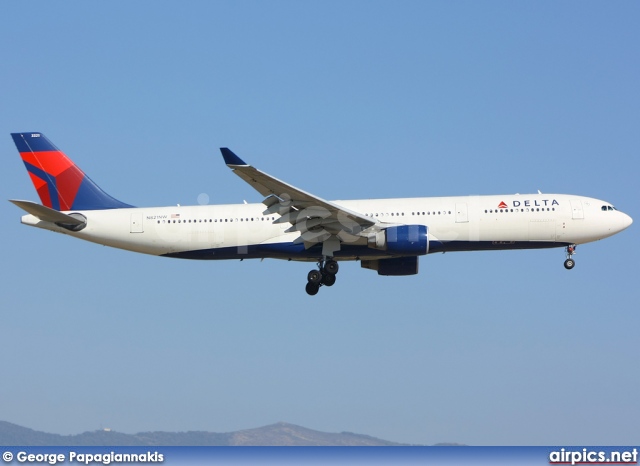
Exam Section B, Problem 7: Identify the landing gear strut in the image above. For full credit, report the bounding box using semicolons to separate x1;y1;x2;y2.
305;258;339;295
564;244;576;270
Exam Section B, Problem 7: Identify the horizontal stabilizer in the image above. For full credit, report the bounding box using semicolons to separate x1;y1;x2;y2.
9;200;85;225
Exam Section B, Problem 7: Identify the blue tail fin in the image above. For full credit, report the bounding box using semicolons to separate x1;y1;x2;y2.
11;132;132;210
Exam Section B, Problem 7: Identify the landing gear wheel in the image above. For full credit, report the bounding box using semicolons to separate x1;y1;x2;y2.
564;244;576;270
305;282;320;295
307;269;322;285
324;260;339;275
322;273;336;287
305;257;339;295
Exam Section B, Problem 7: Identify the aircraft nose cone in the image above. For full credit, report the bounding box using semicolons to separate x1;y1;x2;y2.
622;212;633;229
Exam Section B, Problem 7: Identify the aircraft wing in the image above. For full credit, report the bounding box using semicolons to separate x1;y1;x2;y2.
220;148;377;253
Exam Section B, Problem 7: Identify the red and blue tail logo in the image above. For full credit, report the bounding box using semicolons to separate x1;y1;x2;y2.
11;132;132;211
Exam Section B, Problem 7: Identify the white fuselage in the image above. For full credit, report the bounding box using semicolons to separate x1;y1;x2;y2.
20;193;633;262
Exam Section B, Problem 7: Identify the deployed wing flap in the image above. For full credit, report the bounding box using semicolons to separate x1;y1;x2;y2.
220;148;377;249
10;199;85;225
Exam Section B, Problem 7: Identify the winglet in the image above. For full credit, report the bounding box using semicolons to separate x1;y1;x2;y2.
220;148;248;166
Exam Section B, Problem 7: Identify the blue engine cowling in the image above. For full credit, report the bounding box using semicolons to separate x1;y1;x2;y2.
368;225;429;255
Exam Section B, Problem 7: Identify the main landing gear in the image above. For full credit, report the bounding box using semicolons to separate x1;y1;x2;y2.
305;258;339;296
564;244;576;270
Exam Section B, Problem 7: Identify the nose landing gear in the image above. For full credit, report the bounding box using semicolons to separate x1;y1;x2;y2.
564;245;576;270
305;258;339;295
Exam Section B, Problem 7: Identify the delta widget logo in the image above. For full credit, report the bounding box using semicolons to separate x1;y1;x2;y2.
498;199;560;209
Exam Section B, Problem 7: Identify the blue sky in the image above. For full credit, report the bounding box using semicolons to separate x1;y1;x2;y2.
1;1;638;445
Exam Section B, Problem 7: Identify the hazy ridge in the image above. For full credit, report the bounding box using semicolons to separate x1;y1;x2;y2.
0;421;411;446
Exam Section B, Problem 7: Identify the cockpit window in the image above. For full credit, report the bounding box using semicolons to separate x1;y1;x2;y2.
602;205;617;211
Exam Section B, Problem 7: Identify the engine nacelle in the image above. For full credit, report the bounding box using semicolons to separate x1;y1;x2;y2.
368;225;428;255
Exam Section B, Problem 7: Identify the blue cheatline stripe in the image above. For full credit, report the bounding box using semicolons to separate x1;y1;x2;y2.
23;161;60;211
162;242;396;261
428;240;570;252
162;240;570;261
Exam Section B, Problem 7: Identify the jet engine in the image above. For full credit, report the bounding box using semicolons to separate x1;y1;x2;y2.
367;225;428;255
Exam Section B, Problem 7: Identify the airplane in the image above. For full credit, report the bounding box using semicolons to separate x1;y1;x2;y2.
10;132;633;296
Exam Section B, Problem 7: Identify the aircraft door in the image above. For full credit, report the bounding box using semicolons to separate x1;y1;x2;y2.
455;203;469;223
130;212;144;233
570;200;584;219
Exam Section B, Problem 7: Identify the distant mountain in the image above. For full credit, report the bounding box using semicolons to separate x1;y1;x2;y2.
0;421;407;446
227;422;404;446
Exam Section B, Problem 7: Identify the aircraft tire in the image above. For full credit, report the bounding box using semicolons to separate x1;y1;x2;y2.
564;259;575;270
324;260;339;275
308;269;322;285
322;273;336;287
306;282;320;296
